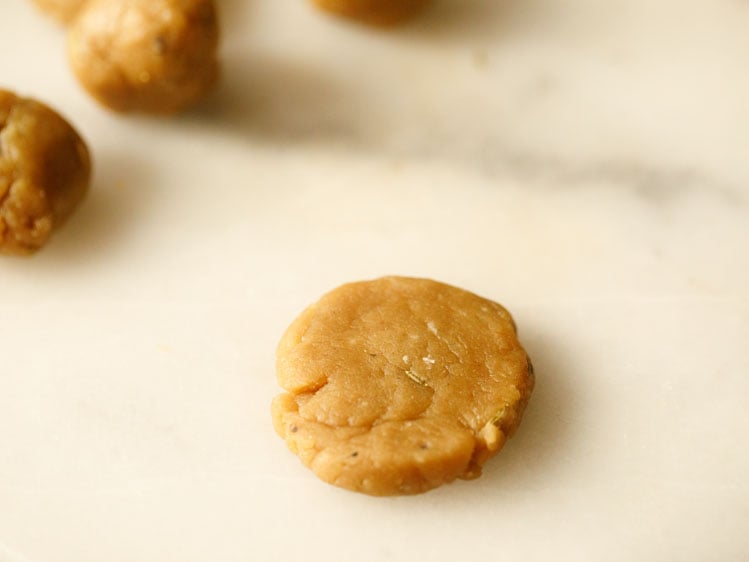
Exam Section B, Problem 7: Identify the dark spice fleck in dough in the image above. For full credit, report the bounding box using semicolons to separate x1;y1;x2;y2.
312;0;429;26
67;0;220;114
0;90;91;255
272;276;535;496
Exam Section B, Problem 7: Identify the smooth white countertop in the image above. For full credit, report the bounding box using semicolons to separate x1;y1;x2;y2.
1;1;747;560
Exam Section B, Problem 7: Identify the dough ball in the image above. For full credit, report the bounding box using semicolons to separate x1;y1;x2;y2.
67;0;220;114
0;90;91;255
272;276;535;496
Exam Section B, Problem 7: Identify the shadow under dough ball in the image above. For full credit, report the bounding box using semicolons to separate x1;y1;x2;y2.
312;0;430;26
0;90;91;256
67;0;219;114
31;0;89;24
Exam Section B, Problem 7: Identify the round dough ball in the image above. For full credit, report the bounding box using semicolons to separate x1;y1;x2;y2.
31;0;89;24
0;90;91;255
272;276;535;496
67;0;220;114
311;0;429;26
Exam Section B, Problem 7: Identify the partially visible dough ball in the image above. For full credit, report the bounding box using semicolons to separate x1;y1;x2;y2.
67;0;220;114
0;90;91;255
312;0;429;26
31;0;89;24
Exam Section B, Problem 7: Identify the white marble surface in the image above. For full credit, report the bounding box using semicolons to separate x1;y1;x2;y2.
1;0;748;560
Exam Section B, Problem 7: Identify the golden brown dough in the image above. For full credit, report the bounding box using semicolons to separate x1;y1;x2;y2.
272;276;534;496
31;0;89;24
67;0;220;114
0;90;91;255
312;0;429;26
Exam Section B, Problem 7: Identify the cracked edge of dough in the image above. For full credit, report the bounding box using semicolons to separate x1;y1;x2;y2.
272;351;535;495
